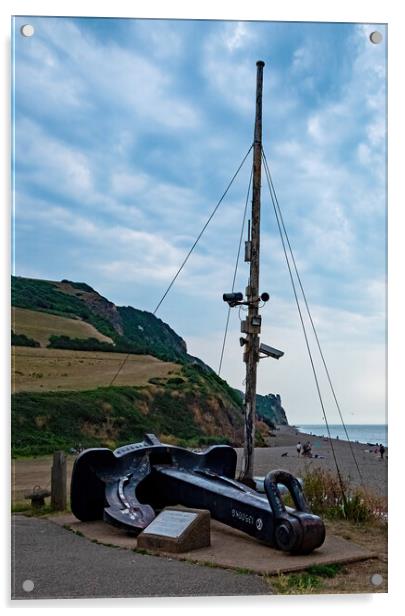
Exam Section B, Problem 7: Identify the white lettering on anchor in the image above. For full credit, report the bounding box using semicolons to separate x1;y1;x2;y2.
231;508;254;526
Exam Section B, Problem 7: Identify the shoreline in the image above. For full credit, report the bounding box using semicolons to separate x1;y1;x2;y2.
293;424;387;448
270;423;388;448
236;424;388;498
289;424;387;449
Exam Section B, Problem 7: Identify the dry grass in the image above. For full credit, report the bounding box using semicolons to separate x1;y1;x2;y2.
12;307;114;347
266;468;388;595
12;346;181;393
302;467;387;524
314;518;387;593
266;519;387;594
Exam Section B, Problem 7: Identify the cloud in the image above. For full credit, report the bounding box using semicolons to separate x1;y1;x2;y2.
223;22;252;52
16;17;200;132
201;22;262;114
14;195;239;300
263;25;386;310
132;20;184;60
12;19;386;424
187;296;386;424
14;20;386;309
292;45;314;73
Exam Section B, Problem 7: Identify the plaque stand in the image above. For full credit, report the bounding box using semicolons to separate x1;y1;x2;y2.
137;506;211;553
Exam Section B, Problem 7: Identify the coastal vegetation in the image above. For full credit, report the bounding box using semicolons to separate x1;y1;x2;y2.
267;468;387;594
12;275;285;455
302;467;387;524
267;516;387;594
11;363;248;457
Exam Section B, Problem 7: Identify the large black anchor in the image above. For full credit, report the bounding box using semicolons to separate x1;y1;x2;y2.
70;434;325;554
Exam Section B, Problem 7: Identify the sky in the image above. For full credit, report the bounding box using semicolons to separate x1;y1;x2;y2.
11;16;387;425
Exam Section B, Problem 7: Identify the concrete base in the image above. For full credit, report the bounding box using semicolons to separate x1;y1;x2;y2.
50;513;375;575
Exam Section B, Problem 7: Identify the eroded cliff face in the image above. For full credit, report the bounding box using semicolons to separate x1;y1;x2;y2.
57;280;124;335
256;393;288;426
233;389;289;427
79;292;123;336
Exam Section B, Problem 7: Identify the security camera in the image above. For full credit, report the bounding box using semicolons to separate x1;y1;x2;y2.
223;292;243;307
259;343;284;360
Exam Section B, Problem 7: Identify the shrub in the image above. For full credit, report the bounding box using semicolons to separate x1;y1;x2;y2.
47;335;115;352
302;467;346;516
302;467;387;524
167;377;185;385
11;330;40;348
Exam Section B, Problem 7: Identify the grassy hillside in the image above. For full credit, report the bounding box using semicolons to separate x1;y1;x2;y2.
12;307;114;347
12;276;195;365
12;346;182;393
12;276;116;339
11;275;281;455
117;305;187;362
11;364;251;456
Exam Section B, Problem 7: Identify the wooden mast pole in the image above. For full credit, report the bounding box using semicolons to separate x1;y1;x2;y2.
240;60;265;484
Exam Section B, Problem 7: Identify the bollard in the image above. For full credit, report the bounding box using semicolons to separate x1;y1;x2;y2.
24;485;51;510
51;451;67;511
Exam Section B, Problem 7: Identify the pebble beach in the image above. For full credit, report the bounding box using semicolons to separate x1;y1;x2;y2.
236;424;388;498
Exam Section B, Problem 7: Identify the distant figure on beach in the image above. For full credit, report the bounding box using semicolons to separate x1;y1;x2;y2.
302;441;312;457
379;444;385;460
296;441;302;457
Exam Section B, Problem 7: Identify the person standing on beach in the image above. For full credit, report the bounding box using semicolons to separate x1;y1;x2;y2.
379;444;385;460
296;441;302;457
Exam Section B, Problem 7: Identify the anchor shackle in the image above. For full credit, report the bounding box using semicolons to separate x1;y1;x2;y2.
264;469;324;553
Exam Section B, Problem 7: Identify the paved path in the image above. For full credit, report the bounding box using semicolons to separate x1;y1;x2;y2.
11;516;272;600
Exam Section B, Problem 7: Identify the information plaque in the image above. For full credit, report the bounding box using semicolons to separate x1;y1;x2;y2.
143;510;198;538
137;507;211;553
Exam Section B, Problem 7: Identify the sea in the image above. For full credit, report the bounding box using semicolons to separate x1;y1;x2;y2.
297;424;388;448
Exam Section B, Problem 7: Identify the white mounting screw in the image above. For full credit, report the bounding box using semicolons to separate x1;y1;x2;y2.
21;24;35;37
369;31;383;44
